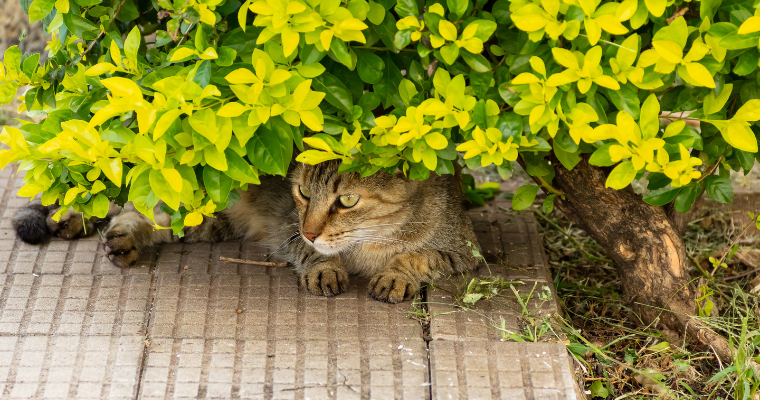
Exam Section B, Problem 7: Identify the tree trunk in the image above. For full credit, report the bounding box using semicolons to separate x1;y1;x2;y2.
548;158;733;362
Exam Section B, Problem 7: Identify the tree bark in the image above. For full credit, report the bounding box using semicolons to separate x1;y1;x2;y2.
547;158;734;362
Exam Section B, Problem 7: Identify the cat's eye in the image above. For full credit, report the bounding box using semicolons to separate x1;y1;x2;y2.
338;195;360;208
299;185;311;199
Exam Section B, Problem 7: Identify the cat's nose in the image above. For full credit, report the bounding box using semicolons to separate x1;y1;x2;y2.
302;231;319;242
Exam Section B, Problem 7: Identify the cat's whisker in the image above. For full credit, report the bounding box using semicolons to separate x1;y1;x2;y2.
264;231;301;260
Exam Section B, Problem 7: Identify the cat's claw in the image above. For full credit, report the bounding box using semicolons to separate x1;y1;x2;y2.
368;271;419;304
301;263;349;297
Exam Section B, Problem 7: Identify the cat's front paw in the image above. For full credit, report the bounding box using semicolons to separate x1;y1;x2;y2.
103;225;141;268
300;262;349;297
368;271;419;304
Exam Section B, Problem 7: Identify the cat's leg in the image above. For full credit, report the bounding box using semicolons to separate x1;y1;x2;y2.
368;251;476;303
291;242;349;297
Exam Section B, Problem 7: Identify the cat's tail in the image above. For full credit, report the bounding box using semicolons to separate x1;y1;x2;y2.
12;201;53;244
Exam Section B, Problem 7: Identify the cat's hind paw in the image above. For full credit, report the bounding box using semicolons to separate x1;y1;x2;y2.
104;227;141;268
300;262;349;297
368;271;419;304
48;208;97;240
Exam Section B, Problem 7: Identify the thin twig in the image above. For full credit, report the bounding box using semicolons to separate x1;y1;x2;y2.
696;155;723;185
725;266;760;281
219;256;288;267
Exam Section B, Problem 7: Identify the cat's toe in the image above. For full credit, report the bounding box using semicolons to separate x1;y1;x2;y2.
104;230;139;268
368;272;419;304
301;264;349;297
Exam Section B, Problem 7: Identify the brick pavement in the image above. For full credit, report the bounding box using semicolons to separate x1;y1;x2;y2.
0;165;580;399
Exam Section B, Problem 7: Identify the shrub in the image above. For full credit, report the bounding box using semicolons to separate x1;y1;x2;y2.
0;0;757;234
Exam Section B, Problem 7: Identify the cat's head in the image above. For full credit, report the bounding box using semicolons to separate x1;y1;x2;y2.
290;161;415;255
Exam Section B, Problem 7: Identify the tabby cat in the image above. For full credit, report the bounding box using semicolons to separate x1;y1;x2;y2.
13;161;481;303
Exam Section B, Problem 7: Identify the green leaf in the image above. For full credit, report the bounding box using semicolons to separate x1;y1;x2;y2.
356;50;385;84
22;54;39;78
553;143;581;171
328;38;354;69
0;83;18;105
204;146;228;171
674;183;701;213
189;108;218;143
28;0;54;22
461;51;491;72
367;0;385;24
372;11;399;52
704;83;733;115
589;143;616;166
394;0;418;17
604;86;640;120
495;112;523;139
701;0;721;19
590;381;609;399
640;94;660;140
374;51;403;108
704;176;733;203
124;26;141;63
223;149;260;184
63;13;98;38
470;71;493;99
203;165;233;204
473;100;488;128
215;47;237;66
642;186;680;206
512;185;540;210
448;0;468;19
313;72;354;114
149;168;180;210
542;194;556;214
92;193;110;218
245;118;293;176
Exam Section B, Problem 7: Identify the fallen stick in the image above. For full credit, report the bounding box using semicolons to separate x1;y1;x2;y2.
219;257;288;267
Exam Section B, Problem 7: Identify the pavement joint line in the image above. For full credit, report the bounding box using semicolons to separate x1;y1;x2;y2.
420;285;433;400
231;241;245;398
263;270;277;399
133;241;161;400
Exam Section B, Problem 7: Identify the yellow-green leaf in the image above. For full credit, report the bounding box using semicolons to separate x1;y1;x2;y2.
424;132;448;149
645;0;666;17
170;47;198;62
161;168;183;193
605;160;636;189
684;62;715;88
185;211;204;226
652;41;683;63
101;77;143;101
738;16;760;34
85;63;115;76
439;20;458;41
724;122;759;153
